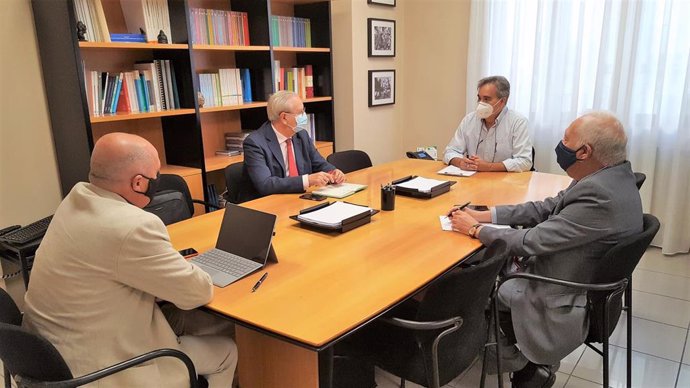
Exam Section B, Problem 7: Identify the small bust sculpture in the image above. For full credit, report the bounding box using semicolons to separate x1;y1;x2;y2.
77;21;87;41
157;30;168;44
198;92;205;108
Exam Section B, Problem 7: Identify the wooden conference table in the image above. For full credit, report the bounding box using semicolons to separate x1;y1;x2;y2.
167;159;571;388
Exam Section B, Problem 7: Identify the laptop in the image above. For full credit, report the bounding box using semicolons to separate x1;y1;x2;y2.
191;204;277;287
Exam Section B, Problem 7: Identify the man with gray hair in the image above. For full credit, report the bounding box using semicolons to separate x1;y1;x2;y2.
243;91;345;196
23;133;238;387
449;112;642;387
444;75;533;172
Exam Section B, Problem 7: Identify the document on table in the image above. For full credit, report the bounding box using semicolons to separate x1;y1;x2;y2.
439;216;513;232
437;165;476;177
298;202;372;228
312;183;367;198
394;177;448;193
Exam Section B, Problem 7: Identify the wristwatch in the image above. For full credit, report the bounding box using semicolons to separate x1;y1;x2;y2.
468;223;481;238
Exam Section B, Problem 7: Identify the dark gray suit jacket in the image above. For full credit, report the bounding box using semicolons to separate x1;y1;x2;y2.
243;121;335;196
479;161;643;364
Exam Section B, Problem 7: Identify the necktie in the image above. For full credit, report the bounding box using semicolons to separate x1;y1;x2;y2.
286;138;298;177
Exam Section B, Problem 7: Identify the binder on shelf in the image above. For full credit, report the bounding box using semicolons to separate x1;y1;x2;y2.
392;176;456;198
289;201;379;233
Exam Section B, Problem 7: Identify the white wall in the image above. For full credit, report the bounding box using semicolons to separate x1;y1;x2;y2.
332;0;471;164
0;0;62;226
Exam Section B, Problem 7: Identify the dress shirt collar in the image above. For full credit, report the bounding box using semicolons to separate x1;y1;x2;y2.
271;124;292;145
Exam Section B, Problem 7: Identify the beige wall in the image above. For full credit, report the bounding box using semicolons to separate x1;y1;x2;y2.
0;0;62;226
332;0;471;164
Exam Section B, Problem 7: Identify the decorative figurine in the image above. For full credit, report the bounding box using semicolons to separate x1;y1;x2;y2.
198;92;205;108
157;30;168;44
77;21;87;41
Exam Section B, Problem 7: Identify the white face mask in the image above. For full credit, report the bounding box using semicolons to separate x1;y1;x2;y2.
475;99;502;119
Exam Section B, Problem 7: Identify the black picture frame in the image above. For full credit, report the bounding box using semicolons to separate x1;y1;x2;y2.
368;0;396;6
368;70;395;107
367;18;395;57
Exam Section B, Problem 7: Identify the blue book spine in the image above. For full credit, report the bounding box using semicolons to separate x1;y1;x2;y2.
134;78;146;113
242;68;252;103
110;33;147;43
139;73;150;112
110;75;123;113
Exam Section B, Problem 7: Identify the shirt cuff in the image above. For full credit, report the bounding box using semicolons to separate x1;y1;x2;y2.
302;175;309;190
490;207;498;223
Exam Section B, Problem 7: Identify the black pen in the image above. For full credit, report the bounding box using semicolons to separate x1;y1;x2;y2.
251;272;268;293
447;201;471;217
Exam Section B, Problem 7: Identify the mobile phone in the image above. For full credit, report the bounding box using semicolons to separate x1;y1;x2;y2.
299;193;327;201
178;248;198;258
467;205;489;211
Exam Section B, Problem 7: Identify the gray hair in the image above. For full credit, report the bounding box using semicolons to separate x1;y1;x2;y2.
267;91;299;121
577;111;628;166
477;76;510;99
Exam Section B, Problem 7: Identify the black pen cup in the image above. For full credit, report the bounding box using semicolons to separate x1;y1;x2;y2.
381;186;396;211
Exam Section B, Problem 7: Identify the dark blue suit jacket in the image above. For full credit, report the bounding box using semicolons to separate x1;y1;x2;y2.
243;121;335;195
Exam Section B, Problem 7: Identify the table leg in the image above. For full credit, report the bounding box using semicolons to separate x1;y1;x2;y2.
18;252;30;290
236;326;319;388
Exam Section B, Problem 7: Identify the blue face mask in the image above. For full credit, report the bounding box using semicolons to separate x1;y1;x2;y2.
555;141;584;171
294;112;309;132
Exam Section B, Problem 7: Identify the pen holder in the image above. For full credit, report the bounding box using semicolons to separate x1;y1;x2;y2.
381;186;396;211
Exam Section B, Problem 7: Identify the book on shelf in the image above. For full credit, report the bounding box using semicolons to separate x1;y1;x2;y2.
270;15;311;48
73;0;110;42
190;8;250;46
120;0;172;43
198;69;252;108
215;150;242;157
273;61;317;99
110;33;147;43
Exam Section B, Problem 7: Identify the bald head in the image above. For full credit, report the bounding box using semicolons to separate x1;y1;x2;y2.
571;112;627;166
89;133;159;185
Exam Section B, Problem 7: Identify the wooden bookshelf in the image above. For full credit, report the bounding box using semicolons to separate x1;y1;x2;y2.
33;0;336;215
79;42;188;50
90;109;196;123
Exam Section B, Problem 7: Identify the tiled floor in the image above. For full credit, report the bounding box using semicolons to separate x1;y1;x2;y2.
3;248;690;387
374;247;690;388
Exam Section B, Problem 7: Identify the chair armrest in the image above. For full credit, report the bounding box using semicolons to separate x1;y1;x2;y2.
16;348;198;388
380;316;463;331
499;272;628;293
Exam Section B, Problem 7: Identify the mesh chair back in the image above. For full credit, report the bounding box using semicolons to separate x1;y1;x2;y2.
326;150;373;174
0;323;74;383
144;174;195;225
223;163;260;204
634;172;646;190
587;214;660;341
414;240;508;385
0;288;21;326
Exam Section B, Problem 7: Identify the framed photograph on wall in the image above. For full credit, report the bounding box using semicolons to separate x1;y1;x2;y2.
368;0;396;6
368;70;395;107
368;18;395;57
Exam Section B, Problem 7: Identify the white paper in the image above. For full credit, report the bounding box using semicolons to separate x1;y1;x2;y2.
437;165;476;177
394;177;447;193
297;201;372;228
312;183;367;199
439;215;513;232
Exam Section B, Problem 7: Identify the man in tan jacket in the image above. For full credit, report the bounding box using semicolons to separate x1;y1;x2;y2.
23;133;237;387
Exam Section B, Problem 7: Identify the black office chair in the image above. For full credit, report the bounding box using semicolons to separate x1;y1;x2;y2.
490;214;659;388
0;288;203;388
634;172;646;190
223;162;261;204
144;174;216;225
363;241;508;388
326;150;373;174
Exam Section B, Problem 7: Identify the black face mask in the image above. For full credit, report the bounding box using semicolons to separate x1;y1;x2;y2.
555;141;585;171
134;172;160;202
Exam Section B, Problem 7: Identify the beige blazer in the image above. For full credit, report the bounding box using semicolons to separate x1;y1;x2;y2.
23;182;213;387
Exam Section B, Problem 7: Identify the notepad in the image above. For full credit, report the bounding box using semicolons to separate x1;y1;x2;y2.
394;177;448;193
312;183;367;199
437;165;477;177
439;216;513;232
297;202;372;228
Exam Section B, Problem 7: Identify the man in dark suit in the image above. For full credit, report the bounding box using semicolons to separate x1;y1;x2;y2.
450;112;643;388
243;91;345;196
